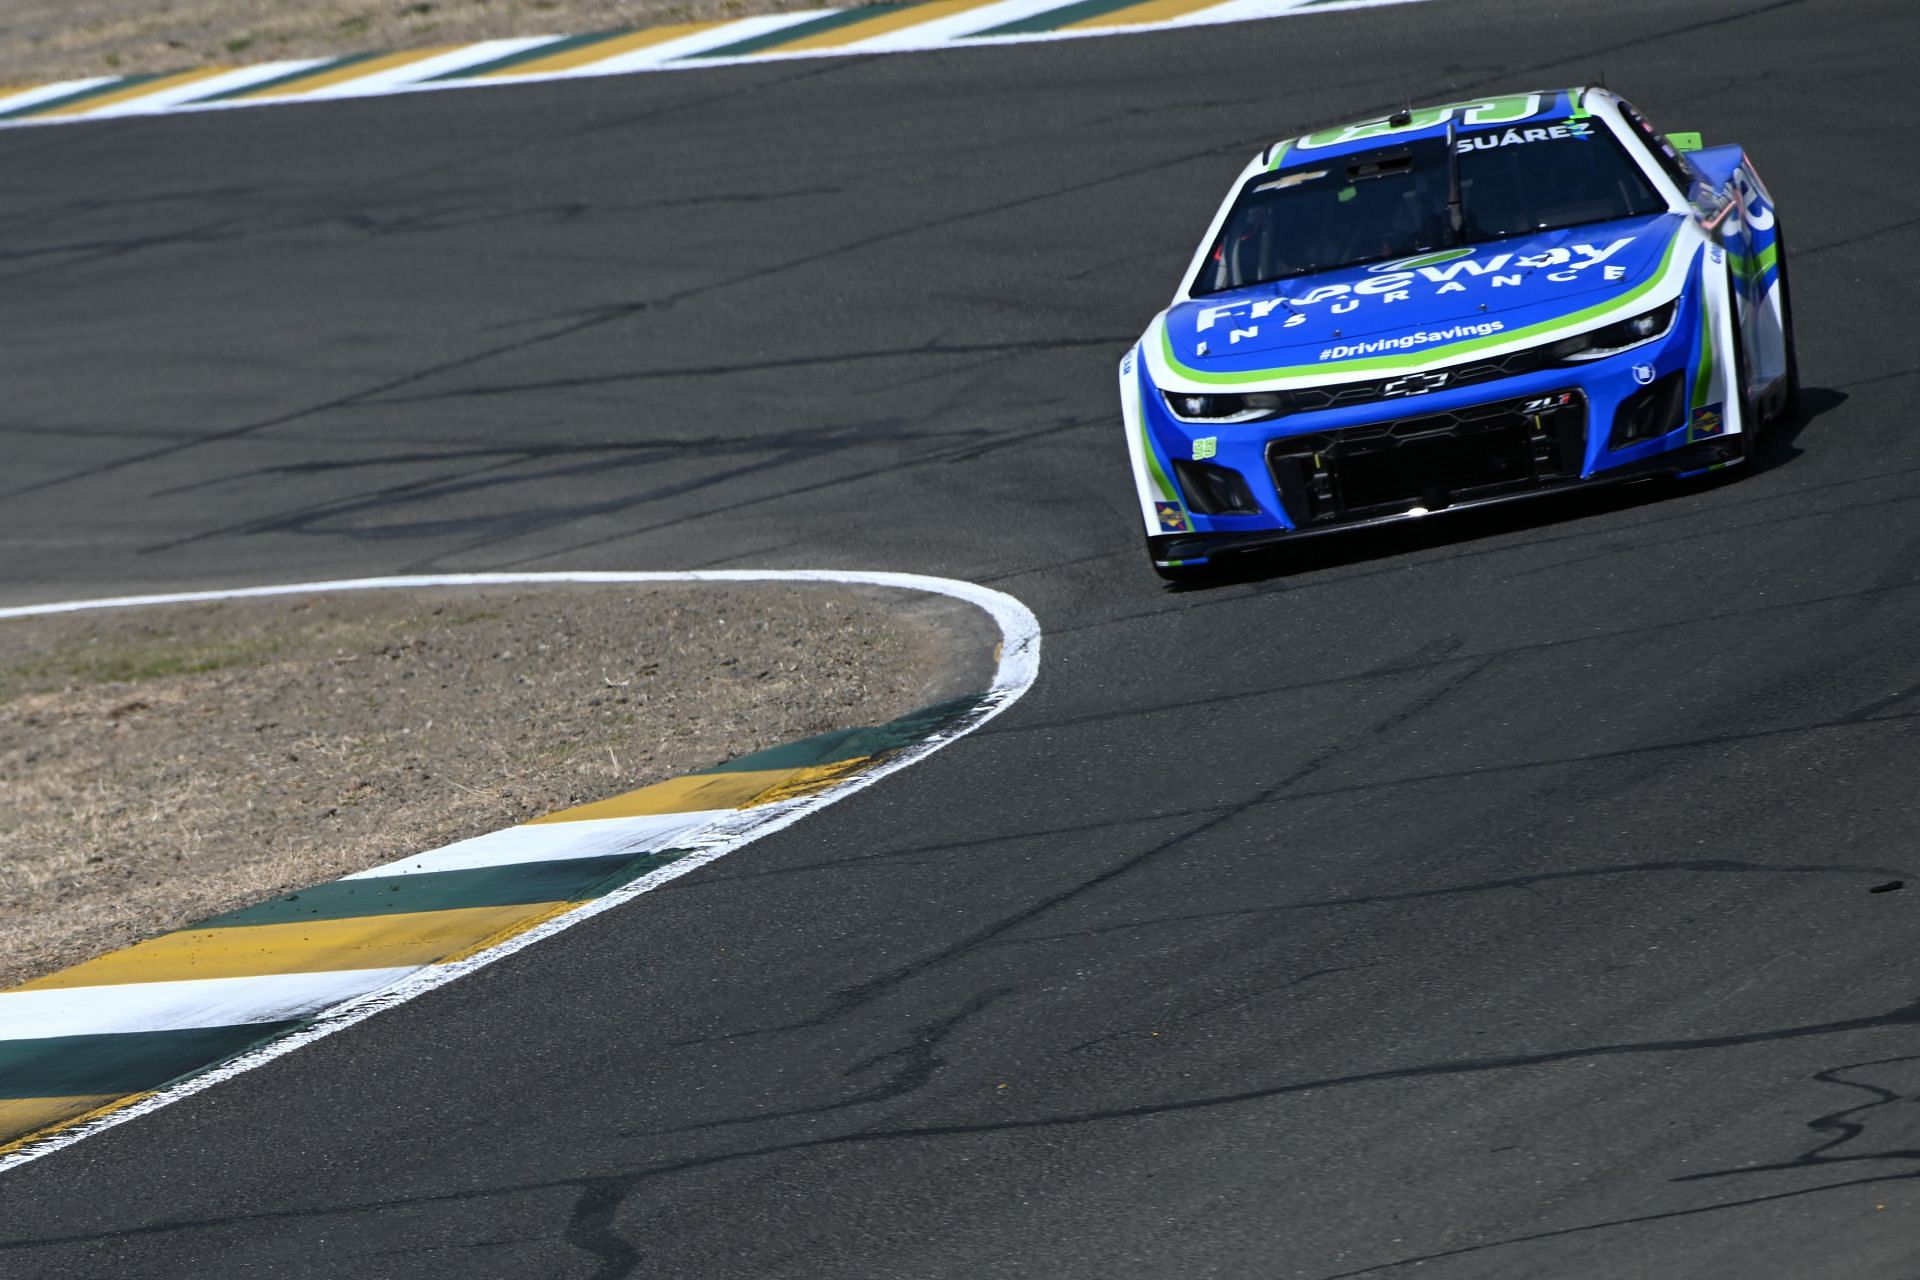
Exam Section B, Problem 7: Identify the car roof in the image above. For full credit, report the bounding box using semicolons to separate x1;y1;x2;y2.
1264;87;1611;168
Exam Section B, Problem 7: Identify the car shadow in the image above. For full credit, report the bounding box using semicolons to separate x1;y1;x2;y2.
1164;385;1848;591
1750;384;1842;471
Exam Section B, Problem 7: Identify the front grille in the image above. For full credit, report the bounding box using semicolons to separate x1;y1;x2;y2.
1267;388;1587;524
1280;347;1560;415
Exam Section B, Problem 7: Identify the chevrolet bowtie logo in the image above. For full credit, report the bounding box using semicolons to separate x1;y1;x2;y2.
1380;371;1450;396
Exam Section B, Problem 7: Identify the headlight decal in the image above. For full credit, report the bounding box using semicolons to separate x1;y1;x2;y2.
1161;389;1289;422
1554;299;1679;360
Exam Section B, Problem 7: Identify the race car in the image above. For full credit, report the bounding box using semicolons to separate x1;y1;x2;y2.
1120;86;1797;580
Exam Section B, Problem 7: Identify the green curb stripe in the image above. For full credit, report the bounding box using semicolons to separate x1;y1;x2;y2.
970;0;1148;36
196;851;688;928
705;694;986;774
194;54;378;103
683;7;894;58
1161;231;1688;386
0;1024;300;1098
0;74;163;121
428;32;617;80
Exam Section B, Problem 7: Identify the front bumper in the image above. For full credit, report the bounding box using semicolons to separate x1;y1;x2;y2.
1148;433;1740;566
1130;297;1730;566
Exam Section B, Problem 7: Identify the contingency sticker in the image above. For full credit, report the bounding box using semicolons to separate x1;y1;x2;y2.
1689;402;1726;440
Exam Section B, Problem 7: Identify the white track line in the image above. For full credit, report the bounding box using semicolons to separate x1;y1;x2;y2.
0;570;1040;1174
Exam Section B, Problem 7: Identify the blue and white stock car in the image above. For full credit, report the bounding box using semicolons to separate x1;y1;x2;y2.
1121;86;1797;580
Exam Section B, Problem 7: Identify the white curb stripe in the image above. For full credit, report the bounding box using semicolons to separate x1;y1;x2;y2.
0;570;1040;1173
654;10;848;62
75;61;326;117
0;969;419;1041
1182;0;1409;26
851;0;1089;50
0;78;116;116
341;809;738;879
401;13;850;83
289;38;562;100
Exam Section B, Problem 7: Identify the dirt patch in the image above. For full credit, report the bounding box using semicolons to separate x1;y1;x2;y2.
0;582;987;989
0;0;861;86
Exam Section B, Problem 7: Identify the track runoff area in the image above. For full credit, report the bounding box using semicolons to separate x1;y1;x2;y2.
0;0;1435;129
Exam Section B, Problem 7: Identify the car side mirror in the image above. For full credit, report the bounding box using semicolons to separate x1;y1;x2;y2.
1668;131;1704;152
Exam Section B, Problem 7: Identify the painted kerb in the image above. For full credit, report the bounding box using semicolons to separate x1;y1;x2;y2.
0;570;1041;1173
0;0;1435;130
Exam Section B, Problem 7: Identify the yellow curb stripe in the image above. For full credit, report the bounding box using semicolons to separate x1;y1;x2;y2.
1063;0;1225;27
0;1094;143;1154
482;24;719;76
736;755;872;804
527;757;873;823
33;67;233;118
767;0;1007;52
439;899;583;964
236;46;461;99
14;903;578;989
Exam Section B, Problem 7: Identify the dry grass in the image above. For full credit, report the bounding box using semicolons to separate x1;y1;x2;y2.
0;584;967;989
0;0;855;86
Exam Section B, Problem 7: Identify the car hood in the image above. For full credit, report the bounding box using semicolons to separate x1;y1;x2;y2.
1156;213;1687;384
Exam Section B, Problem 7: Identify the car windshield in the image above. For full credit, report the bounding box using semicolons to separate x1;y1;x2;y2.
1191;120;1667;296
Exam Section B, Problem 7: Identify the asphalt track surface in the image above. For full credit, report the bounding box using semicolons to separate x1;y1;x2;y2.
1;0;1916;1274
